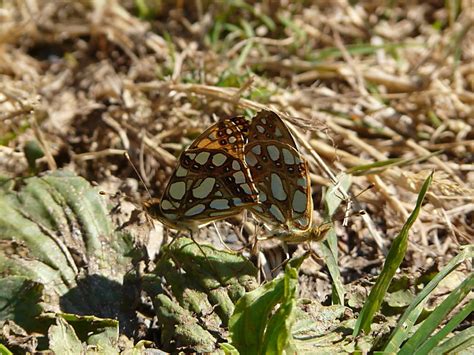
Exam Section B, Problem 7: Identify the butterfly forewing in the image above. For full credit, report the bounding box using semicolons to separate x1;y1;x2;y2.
245;110;313;235
145;117;258;231
188;116;250;160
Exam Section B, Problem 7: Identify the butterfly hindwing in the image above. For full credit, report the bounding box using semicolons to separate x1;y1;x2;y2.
248;110;297;147
245;110;313;235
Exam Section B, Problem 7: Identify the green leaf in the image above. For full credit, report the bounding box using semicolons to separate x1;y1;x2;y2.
220;342;240;355
23;140;44;172
0;343;13;355
322;173;352;306
347;152;442;176
154;294;217;353
260;267;298;354
399;274;474;354
62;314;119;353
353;172;433;336
383;245;474;352
0;171;140;334
229;254;303;354
0;277;43;331
48;317;84;354
421;300;474;354
142;237;258;352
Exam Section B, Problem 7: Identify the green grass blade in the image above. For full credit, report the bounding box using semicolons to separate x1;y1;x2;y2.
348;151;442;176
347;158;403;174
353;172;433;336
432;326;474;354
320;239;344;306
0;343;13;355
399;274;474;355
421;299;474;354
383;245;474;352
235;39;254;70
322;173;352;306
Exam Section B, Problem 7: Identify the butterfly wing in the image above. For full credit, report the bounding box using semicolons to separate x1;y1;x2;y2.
188;116;250;159
145;117;258;231
248;110;297;147
245;110;313;234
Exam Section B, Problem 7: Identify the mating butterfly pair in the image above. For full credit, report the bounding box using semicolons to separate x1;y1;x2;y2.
144;110;323;242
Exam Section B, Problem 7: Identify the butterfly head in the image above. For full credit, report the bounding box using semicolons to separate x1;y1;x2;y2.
273;222;332;243
142;198;162;219
143;197;201;233
307;223;331;242
143;198;180;230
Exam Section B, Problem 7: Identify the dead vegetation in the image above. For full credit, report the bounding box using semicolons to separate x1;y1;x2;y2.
0;0;473;351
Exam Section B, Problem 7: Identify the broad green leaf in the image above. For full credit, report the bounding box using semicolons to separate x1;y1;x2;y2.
260;267;298;354
291;300;352;353
59;314;119;353
0;171;140;336
399;274;474;354
383;245;474;352
48;317;84;354
229;254;304;354
353;172;433;336
220;342;240;354
142;237;258;353
0;277;43;331
154;294;217;353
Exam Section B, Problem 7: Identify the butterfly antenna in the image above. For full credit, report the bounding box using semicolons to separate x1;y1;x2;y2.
342;183;374;226
124;151;153;199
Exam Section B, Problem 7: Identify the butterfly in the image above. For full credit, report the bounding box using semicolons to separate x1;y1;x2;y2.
244;110;328;242
143;116;259;232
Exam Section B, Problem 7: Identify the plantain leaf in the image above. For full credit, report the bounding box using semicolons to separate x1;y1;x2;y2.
48;317;84;354
0;277;43;331
0;170;141;335
142;237;259;353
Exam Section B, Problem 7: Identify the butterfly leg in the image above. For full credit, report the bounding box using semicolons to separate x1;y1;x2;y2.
156;231;182;264
269;242;290;276
187;230;223;278
213;222;233;251
257;250;272;282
